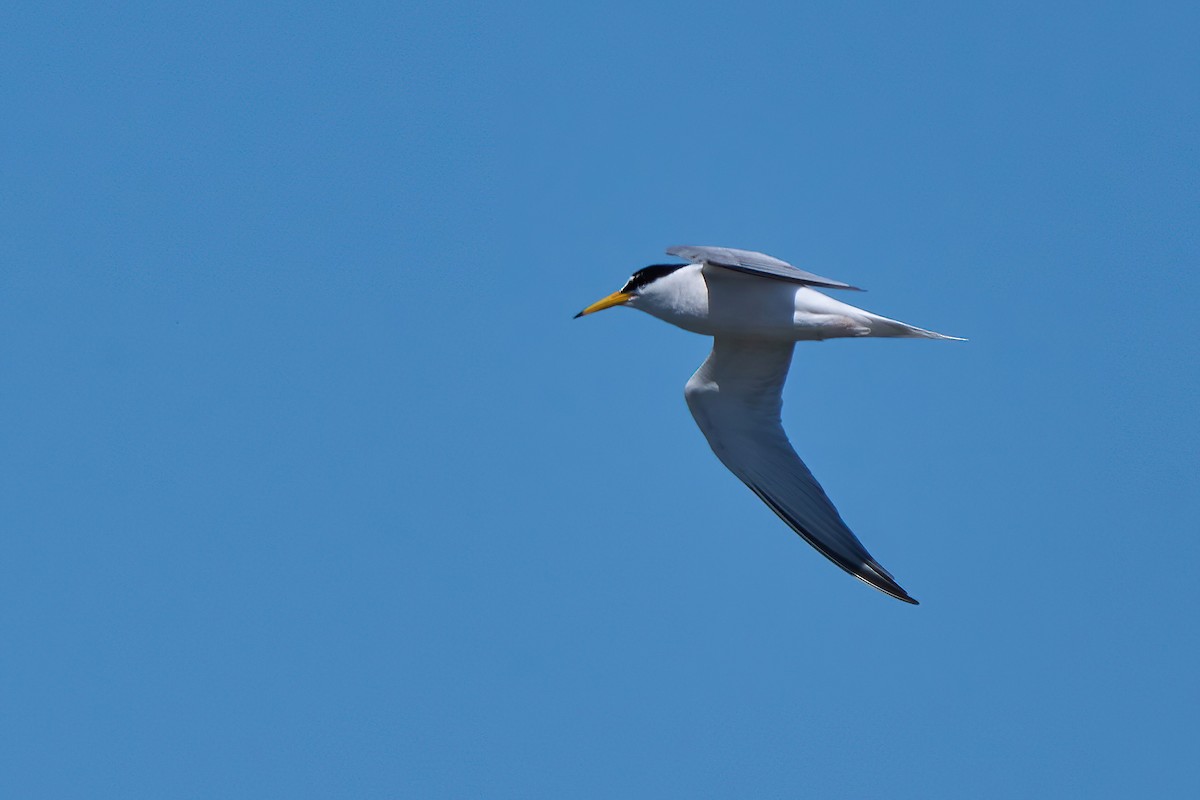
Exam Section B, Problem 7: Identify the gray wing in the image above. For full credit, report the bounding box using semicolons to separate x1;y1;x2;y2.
684;336;916;603
666;245;862;291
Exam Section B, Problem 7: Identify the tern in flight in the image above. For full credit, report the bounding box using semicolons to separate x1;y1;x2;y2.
575;245;962;604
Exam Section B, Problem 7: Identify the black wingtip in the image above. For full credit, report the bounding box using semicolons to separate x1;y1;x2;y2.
572;311;584;319
861;561;918;605
745;484;918;605
868;577;918;605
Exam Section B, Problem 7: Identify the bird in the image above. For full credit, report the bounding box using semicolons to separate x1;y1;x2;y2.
575;245;962;604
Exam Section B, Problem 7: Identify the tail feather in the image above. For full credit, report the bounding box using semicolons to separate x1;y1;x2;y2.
864;313;965;340
907;326;966;341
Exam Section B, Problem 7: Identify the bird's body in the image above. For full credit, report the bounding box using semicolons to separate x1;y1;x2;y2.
626;261;955;342
577;245;961;604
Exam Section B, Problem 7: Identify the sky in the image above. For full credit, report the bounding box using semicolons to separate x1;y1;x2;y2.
1;1;1198;797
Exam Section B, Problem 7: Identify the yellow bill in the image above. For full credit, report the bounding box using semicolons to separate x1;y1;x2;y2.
574;291;633;318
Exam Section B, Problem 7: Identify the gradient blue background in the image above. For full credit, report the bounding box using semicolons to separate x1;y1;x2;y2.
2;2;1197;797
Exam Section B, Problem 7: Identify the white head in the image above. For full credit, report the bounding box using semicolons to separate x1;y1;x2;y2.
574;262;693;319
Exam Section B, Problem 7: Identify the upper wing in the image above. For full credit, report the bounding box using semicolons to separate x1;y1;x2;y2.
666;245;862;291
683;336;916;603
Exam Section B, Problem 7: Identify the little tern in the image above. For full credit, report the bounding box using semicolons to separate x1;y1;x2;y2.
575;245;962;604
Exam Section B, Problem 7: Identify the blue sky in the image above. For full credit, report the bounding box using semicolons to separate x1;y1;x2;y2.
2;1;1198;797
